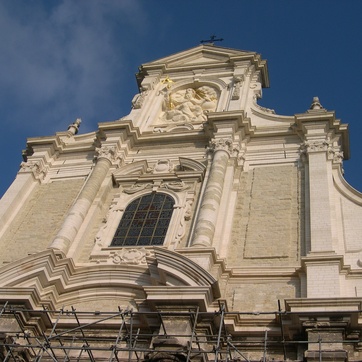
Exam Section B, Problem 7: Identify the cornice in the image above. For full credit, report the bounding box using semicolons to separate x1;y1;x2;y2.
99;118;208;146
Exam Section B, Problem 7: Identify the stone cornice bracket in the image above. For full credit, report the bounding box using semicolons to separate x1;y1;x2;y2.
329;149;344;165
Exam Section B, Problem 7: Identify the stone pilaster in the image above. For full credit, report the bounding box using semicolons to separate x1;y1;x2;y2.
302;140;335;253
296;99;349;299
49;146;117;255
304;326;347;362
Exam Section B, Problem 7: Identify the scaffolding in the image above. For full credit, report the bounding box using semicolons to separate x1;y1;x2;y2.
0;301;360;362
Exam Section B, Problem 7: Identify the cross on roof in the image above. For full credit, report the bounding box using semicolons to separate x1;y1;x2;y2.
200;35;224;45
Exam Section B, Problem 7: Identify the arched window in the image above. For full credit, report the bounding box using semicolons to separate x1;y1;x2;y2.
110;193;175;247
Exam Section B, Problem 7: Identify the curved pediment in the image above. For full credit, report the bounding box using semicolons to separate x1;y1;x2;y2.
113;160;148;177
0;248;219;311
112;158;205;186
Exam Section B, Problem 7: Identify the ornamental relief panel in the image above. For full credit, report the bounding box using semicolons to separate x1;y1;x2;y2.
158;85;218;125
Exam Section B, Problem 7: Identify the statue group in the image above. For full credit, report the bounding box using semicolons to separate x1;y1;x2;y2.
162;86;217;123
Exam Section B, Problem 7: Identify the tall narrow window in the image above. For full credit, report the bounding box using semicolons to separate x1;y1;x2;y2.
110;193;175;247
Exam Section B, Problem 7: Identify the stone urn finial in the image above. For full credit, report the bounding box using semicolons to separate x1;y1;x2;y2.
309;96;324;110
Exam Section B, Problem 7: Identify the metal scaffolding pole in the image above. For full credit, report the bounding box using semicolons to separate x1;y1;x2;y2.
0;301;361;362
186;307;199;362
71;306;95;362
214;303;225;362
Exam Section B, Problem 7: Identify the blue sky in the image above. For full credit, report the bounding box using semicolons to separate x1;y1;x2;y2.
1;1;362;196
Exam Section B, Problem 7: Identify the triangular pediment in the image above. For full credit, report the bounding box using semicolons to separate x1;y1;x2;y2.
141;44;254;69
138;44;269;87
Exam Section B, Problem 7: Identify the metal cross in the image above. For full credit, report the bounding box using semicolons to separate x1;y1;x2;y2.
200;35;224;45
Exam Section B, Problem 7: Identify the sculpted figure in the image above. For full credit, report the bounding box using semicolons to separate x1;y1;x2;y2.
162;86;217;123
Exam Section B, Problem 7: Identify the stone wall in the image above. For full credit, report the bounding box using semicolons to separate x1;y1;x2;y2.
229;164;301;266
226;280;298;312
0;179;84;265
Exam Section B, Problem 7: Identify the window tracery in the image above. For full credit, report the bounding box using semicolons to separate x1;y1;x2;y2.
110;193;175;247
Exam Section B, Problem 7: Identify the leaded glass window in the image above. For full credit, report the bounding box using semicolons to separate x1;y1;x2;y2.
110;193;175;247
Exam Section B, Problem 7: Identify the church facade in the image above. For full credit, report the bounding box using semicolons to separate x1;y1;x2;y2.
0;45;362;361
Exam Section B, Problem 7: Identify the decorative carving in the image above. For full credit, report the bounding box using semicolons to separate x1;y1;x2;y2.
95;201;123;246
95;146;117;162
161;86;217;123
174;199;194;246
132;88;148;109
19;160;46;180
160;181;189;192
231;76;244;100
300;140;330;154
328;146;344;164
209;138;239;157
149;159;174;174
237;150;246;166
20;160;39;172
123;183;152;194
333;151;344;164
109;248;153;265
184;200;193;220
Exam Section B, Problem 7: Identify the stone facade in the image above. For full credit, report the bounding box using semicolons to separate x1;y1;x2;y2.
0;45;361;361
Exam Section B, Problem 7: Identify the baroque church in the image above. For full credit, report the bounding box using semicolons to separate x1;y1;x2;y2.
0;44;361;361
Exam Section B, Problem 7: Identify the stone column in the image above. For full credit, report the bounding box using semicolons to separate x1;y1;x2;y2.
192;138;232;247
49;146;116;255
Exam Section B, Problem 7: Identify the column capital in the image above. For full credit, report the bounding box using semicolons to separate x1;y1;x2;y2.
300;140;330;154
19;159;46;180
208;137;239;158
95;145;123;166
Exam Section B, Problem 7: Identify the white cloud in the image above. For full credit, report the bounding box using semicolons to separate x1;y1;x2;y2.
0;0;145;134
